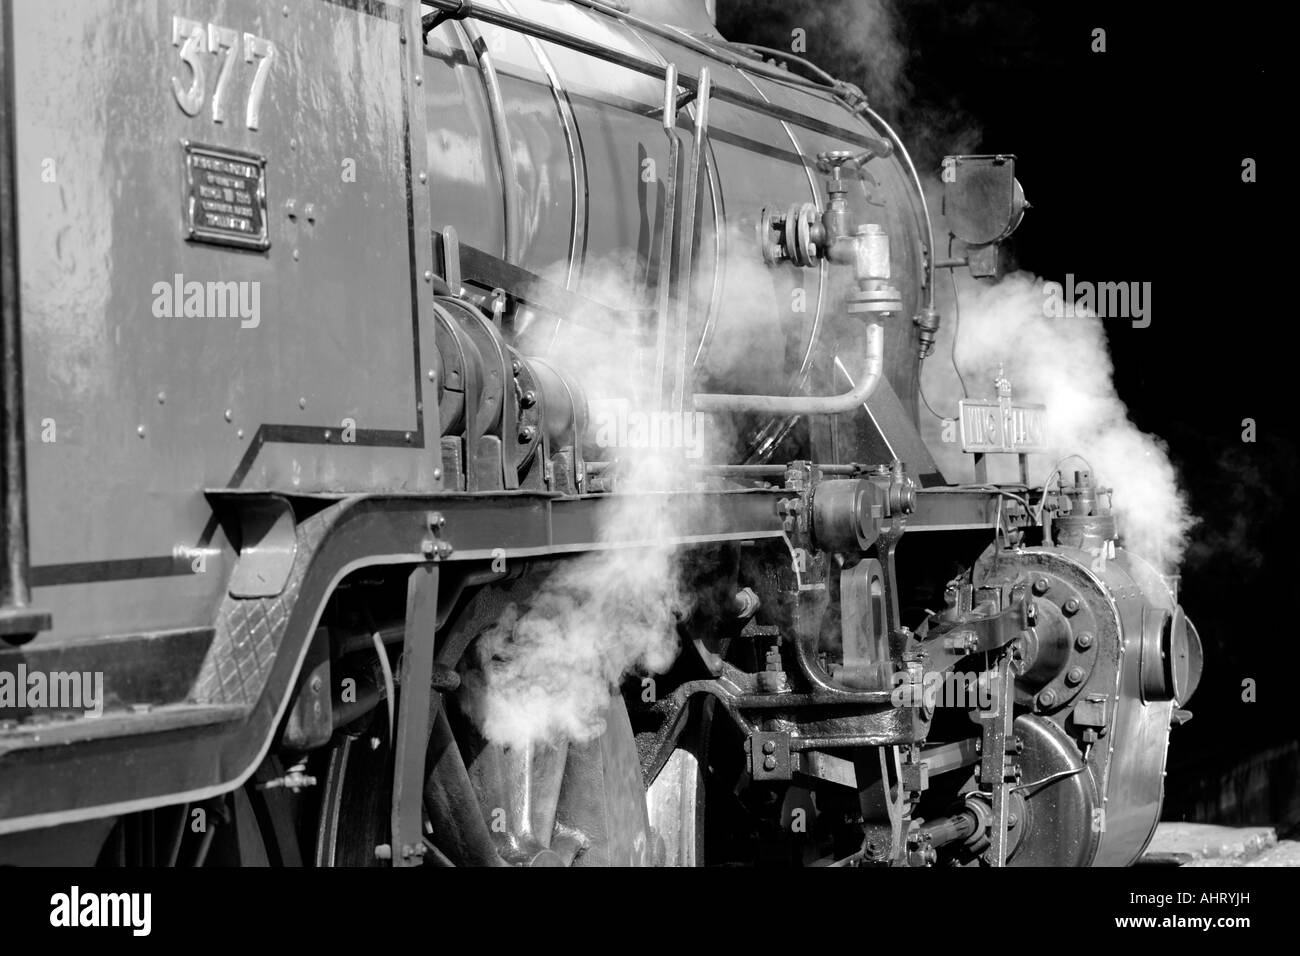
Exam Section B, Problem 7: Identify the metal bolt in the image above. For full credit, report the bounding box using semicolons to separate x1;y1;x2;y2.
421;537;436;556
310;675;323;693
1008;813;1019;828
1066;667;1086;686
520;389;537;408
1032;577;1049;595
518;425;536;443
1063;597;1080;614
762;740;776;755
1075;632;1094;650
973;763;981;777
763;756;777;771
1038;689;1057;708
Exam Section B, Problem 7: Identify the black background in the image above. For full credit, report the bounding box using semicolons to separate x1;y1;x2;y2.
720;0;1287;825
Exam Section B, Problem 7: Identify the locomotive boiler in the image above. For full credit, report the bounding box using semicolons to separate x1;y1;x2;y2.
0;0;1201;866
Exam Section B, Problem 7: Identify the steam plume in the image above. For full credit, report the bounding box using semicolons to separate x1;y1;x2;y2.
920;267;1195;569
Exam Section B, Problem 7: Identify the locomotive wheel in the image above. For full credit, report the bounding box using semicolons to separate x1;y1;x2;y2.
312;689;653;867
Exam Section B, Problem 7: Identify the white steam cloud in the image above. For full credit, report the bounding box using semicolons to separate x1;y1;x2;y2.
459;454;694;748
460;254;718;749
920;268;1195;569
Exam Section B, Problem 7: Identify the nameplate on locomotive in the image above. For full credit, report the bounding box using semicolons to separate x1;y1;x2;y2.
181;141;269;251
958;397;1047;454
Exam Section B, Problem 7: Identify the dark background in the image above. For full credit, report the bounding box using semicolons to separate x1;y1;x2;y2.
719;0;1289;827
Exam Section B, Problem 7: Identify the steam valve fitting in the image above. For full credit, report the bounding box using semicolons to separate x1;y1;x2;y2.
848;224;903;316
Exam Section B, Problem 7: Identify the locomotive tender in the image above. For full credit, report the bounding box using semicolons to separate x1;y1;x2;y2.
0;0;1200;866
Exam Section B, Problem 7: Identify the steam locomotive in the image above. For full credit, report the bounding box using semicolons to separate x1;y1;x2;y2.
0;0;1200;866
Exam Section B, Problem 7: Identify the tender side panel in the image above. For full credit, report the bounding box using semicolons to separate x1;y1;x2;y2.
17;0;430;640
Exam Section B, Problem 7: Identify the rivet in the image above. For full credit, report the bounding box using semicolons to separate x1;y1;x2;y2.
157;391;166;404
299;397;307;409
415;75;423;86
762;756;777;771
423;270;433;282
418;171;428;184
137;425;146;437
290;139;297;150
282;5;289;15
433;468;442;479
285;199;297;218
237;429;244;439
324;429;332;440
224;409;233;422
427;368;436;381
762;740;776;755
293;248;300;261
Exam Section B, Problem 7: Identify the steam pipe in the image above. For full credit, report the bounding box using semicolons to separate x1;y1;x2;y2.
421;1;890;157
854;103;936;312
458;20;519;265
568;0;842;97
692;320;884;415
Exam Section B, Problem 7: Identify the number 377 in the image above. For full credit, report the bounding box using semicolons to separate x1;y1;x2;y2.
171;17;275;130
